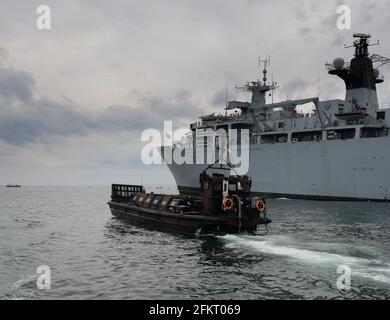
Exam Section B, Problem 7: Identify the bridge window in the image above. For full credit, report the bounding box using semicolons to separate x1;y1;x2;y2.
327;128;355;140
377;111;385;121
228;183;237;191
213;184;222;192
292;131;322;142
360;127;388;138
260;133;288;144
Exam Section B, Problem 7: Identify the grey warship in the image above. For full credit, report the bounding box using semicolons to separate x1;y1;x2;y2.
162;33;390;201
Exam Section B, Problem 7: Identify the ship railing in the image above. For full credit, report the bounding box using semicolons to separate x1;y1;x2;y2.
196;113;247;126
111;184;145;202
325;62;351;71
380;103;390;109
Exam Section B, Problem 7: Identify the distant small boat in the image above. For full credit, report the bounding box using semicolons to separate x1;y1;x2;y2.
6;184;21;188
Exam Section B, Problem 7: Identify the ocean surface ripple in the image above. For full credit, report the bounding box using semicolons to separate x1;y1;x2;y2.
0;186;389;299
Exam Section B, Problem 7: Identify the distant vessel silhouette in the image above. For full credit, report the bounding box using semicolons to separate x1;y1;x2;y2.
6;184;21;188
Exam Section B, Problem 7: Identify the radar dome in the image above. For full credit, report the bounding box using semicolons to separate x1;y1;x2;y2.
333;57;345;69
374;69;380;78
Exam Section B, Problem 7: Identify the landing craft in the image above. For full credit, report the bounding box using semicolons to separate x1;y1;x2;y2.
108;163;271;235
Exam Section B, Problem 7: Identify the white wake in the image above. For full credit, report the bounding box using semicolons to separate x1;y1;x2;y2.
221;234;390;285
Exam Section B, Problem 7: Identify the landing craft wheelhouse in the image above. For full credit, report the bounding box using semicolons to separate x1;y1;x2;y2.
162;33;390;201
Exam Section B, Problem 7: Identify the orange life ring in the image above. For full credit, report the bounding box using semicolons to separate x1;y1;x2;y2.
256;199;266;213
223;197;234;210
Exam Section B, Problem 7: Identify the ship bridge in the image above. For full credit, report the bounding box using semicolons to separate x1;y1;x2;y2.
326;33;390;120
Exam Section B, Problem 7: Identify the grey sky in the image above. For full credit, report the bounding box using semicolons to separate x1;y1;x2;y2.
0;0;390;185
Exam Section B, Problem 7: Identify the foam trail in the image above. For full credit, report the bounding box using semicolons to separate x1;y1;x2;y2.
221;234;390;285
10;274;37;291
223;235;361;265
0;274;37;299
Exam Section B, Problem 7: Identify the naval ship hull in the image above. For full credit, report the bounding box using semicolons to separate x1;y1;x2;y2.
164;135;390;201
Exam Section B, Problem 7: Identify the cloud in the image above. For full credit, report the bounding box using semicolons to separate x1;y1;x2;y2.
0;0;389;185
298;26;312;37
0;66;35;102
0;65;202;145
282;78;311;99
0;47;8;59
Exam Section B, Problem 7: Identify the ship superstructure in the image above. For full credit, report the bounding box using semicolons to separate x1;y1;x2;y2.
163;34;390;201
